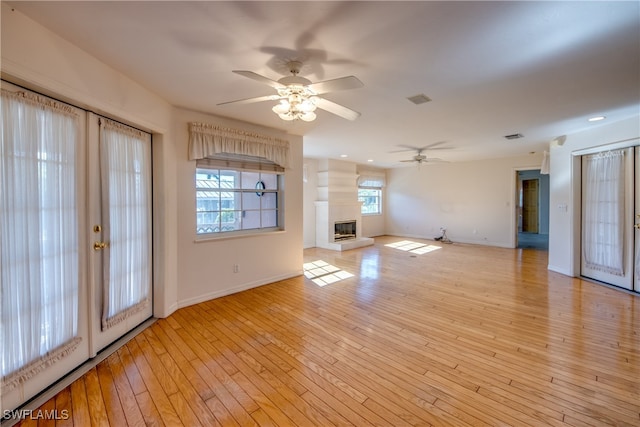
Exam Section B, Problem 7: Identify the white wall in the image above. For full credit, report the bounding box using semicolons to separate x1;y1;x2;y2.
303;158;319;248
361;205;386;237
1;3;179;318
174;108;303;307
548;116;640;276
386;154;544;247
1;4;304;317
356;165;386;238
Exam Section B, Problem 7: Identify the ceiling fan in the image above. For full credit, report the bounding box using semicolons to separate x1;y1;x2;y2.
218;60;363;122
395;142;452;165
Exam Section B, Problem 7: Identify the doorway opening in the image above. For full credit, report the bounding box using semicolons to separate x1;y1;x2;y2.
516;169;549;250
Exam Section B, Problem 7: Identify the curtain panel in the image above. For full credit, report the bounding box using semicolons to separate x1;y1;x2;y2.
582;149;625;276
188;122;291;169
99;118;152;330
1;88;82;391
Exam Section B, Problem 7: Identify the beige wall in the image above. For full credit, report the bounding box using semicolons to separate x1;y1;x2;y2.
548;116;640;276
303;158;319;248
385;154;545;247
2;4;303;317
174;108;303;307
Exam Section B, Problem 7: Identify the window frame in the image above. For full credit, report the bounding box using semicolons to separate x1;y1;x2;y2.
195;165;284;238
358;187;382;216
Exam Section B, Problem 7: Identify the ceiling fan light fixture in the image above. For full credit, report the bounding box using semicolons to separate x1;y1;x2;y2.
299;111;317;122
224;61;362;123
272;101;290;115
271;88;319;121
298;97;318;113
278;112;296;121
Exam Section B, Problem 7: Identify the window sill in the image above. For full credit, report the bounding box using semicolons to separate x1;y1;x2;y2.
362;213;382;216
194;228;285;243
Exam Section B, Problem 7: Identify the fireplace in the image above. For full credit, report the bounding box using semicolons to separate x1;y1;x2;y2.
334;220;356;241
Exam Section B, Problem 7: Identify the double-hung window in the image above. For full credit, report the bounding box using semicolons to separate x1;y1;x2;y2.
196;156;283;236
357;170;385;216
358;188;382;215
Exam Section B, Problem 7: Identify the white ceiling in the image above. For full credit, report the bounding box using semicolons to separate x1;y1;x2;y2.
9;1;640;168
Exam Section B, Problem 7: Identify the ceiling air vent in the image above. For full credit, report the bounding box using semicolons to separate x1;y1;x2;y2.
504;133;524;140
407;94;432;105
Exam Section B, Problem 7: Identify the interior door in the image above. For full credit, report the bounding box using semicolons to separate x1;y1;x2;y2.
581;147;634;290
88;113;153;354
522;179;539;233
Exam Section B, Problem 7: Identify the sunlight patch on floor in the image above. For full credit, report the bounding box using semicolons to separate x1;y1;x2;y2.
384;240;442;255
303;260;354;287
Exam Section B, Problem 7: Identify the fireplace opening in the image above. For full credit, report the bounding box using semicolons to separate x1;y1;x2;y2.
334;220;356;241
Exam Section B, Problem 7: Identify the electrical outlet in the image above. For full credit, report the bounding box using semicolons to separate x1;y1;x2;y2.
233;264;239;273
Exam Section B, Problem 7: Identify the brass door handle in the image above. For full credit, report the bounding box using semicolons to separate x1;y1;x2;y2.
93;241;108;250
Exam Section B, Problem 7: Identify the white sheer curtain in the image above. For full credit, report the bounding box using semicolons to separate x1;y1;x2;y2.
1;89;81;389
582;150;625;276
100;118;151;330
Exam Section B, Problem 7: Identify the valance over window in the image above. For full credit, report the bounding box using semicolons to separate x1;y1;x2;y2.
189;122;291;169
357;170;386;188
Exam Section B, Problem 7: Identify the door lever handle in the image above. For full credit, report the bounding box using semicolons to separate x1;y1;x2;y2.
93;241;108;250
635;224;640;230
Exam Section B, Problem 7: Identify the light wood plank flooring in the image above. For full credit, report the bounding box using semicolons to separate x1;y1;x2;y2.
15;236;640;426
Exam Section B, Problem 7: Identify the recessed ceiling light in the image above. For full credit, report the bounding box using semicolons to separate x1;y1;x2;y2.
588;116;606;122
367;159;374;162
340;154;348;158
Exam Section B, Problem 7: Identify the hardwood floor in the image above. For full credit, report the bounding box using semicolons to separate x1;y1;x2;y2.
15;236;640;426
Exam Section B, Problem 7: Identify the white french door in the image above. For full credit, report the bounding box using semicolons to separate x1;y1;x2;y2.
88;113;153;354
1;84;152;412
1;83;91;413
634;147;640;292
581;146;639;291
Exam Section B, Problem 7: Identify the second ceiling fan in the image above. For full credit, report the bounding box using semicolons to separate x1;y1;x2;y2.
395;142;452;165
218;61;363;122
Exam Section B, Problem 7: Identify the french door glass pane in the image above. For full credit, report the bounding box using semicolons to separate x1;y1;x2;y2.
582;150;625;276
100;119;152;330
1;89;81;382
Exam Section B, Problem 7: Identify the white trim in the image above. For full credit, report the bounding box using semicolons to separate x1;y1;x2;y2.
177;271;302;309
571;137;639;157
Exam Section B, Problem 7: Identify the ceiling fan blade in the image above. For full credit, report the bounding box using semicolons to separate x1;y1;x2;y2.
232;70;285;89
422;141;452;150
217;94;281;106
315;97;361;121
393;144;423;152
399;159;416;162
307;76;363;95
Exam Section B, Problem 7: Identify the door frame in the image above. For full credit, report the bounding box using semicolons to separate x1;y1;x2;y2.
571;138;640;287
512;167;547;248
579;147;634;289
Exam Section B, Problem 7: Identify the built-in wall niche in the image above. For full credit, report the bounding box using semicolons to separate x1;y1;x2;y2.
334;220;356;241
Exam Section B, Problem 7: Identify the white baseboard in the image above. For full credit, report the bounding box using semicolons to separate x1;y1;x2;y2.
177;270;303;309
548;264;572;276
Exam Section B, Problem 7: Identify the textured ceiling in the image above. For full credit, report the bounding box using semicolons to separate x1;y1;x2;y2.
7;1;640;167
